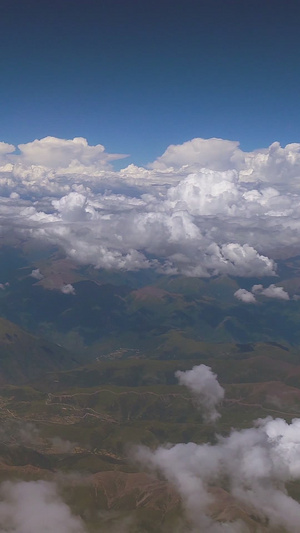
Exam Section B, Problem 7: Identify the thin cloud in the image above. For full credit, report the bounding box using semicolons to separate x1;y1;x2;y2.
0;480;86;533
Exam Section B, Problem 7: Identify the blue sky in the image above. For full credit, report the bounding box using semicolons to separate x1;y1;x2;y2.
1;0;299;166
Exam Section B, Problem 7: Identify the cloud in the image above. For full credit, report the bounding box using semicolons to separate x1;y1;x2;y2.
2;136;300;278
135;411;300;532
30;268;44;280
150;138;244;172
0;136;128;198
0;186;276;277
50;437;77;453
0;142;15;156
52;192;91;222
8;136;127;170
252;283;290;300
0;480;86;533
61;284;76;295
241;141;300;188
235;284;291;303
234;288;257;304
176;365;224;422
150;138;300;191
0;421;40;446
134;365;300;531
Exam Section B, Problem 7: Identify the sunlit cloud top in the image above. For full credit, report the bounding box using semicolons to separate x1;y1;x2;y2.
1;135;300;278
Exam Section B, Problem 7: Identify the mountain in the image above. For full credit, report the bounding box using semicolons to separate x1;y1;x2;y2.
2;245;300;530
0;317;79;384
2;246;300;358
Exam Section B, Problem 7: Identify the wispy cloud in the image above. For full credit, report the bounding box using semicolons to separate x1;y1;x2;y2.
0;480;86;533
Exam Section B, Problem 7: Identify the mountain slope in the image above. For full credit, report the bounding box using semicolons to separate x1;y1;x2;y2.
0;317;79;384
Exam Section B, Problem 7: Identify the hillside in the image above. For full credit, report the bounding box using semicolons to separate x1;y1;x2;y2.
0;348;299;531
1;245;300;359
1;245;300;529
0;317;79;384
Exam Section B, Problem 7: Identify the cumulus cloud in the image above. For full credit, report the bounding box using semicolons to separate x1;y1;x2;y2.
150;138;244;172
176;365;224;422
235;284;291;303
234;289;257;304
135;413;300;533
134;365;300;531
0;480;86;533
2;135;300;278
0;142;15;155
61;284;76;295
5;136;127;170
52;192;91;222
151;138;300;191
252;283;290;300
30;268;44;280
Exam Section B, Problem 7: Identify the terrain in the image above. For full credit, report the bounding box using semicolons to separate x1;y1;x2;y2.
1;242;300;358
0;335;300;530
1;243;300;530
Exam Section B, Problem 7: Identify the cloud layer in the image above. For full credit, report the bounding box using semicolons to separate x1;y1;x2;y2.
1;136;300;277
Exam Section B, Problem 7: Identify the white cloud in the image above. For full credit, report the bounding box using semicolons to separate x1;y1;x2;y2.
16;136;127;169
135;413;300;533
2;136;300;278
150;137;300;191
242;141;300;188
61;284;76;295
235;284;290;303
234;288;256;304
52;192;92;222
0;142;15;155
150;137;244;172
0;480;86;533
252;283;290;300
176;365;224;422
0;136;128;199
134;364;300;531
30;268;44;280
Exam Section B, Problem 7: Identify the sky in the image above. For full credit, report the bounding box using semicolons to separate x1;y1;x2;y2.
1;1;300;282
1;0;300;166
